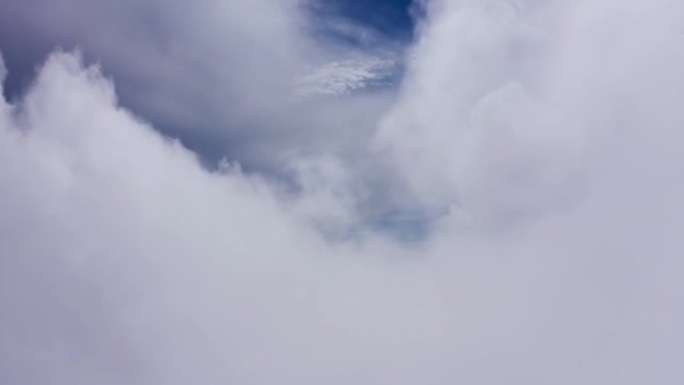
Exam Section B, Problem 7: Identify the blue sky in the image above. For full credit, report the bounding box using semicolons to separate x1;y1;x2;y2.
312;0;416;41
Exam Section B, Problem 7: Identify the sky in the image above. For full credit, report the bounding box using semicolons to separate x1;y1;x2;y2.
2;0;684;384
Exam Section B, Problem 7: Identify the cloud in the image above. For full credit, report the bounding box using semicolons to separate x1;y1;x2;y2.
295;57;399;97
3;0;684;384
376;0;684;227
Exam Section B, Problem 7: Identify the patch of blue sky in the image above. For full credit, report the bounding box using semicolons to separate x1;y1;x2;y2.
308;0;417;44
295;1;417;98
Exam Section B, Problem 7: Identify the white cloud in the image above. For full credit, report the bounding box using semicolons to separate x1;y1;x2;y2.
0;50;431;385
3;0;684;384
295;57;398;97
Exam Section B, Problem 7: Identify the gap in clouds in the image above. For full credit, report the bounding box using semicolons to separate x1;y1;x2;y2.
0;0;434;240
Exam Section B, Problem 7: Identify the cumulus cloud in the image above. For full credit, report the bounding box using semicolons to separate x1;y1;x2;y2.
3;0;684;384
0;50;436;385
376;0;684;227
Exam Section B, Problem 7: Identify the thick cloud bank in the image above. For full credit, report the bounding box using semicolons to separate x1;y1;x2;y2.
3;0;684;384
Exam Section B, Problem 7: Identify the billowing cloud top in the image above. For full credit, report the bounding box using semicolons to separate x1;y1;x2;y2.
3;0;684;384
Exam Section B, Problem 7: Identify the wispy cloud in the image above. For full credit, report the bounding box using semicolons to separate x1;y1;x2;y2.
295;57;399;97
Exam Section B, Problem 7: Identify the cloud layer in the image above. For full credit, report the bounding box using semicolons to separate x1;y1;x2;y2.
3;0;684;384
